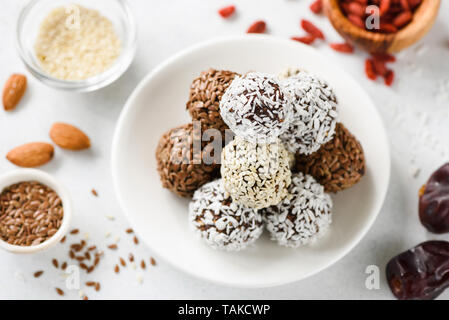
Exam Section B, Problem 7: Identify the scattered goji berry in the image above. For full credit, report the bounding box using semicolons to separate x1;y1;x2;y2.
365;59;377;80
379;0;391;16
372;59;388;76
218;5;236;18
348;14;365;29
310;0;323;14
291;35;316;45
247;20;266;34
301;19;325;40
348;2;365;16
384;69;395;86
329;42;354;53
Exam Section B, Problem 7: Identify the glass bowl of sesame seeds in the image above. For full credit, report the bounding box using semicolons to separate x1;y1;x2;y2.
0;169;72;254
16;0;137;92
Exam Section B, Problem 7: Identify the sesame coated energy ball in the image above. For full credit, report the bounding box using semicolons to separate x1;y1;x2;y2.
221;136;291;209
263;173;333;248
294;123;366;193
156;123;220;198
220;72;293;144
186;69;240;134
280;71;338;155
189;179;264;251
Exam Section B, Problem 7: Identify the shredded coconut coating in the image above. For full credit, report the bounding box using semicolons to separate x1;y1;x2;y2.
280;71;338;155
189;180;263;251
221;136;291;209
34;5;121;80
220;72;293;144
263;173;333;248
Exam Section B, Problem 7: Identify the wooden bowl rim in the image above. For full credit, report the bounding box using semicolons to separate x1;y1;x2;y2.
326;0;441;46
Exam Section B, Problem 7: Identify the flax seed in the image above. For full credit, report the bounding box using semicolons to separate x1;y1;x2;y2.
34;270;44;278
55;287;64;296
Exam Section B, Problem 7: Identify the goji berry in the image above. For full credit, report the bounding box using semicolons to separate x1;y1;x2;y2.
348;2;365;16
365;59;377;81
393;11;413;28
372;59;388;76
400;0;410;11
384;69;395;86
247;20;266;34
291;35;316;45
218;5;236;18
301;19;325;40
379;0;391;16
348;14;365;29
329;42;354;53
310;0;323;14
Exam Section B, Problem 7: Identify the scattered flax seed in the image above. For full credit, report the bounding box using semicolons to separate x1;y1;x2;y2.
95;282;100;291
91;189;98;197
150;257;156;266
129;253;134;262
61;262;67;270
69;251;75;259
133;236;139;245
60;236;66;243
34;270;44;278
70;229;79;235
80;263;88;270
52;259;59;269
114;265;120;273
83;296;88;300
85;252;91;260
87;245;97;251
126;228;134;234
141;260;146;270
87;266;94;273
55;288;64;296
108;244;118;250
120;257;126;267
86;281;96;287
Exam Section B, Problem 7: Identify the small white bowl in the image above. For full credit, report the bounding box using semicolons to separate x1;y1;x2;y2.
16;0;137;92
0;169;72;254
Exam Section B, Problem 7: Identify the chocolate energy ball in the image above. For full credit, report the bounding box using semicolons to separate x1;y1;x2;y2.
280;71;338;155
186;69;239;134
220;72;293;144
156;123;220;198
263;173;333;248
294;123;365;193
221;136;291;209
189;179;263;251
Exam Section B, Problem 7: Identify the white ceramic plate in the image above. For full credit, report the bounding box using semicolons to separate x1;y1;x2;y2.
112;35;390;288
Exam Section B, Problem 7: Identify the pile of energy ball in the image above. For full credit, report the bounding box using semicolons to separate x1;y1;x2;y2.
156;68;366;251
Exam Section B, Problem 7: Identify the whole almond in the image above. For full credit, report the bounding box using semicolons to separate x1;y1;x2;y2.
50;122;90;150
2;74;27;111
6;142;54;167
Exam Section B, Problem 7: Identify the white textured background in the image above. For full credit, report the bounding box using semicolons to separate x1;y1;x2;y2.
1;0;449;300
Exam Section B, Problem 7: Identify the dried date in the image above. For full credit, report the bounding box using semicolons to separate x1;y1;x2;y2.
419;163;449;233
386;241;449;300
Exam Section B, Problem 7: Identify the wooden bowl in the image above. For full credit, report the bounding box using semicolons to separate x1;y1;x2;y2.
323;0;441;53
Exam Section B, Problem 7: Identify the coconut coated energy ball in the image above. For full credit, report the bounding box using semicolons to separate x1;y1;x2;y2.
221;136;291;209
220;72;293;144
263;173;333;248
294;123;366;193
189;179;263;251
155;123;220;198
280;71;338;155
186;69;240;134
